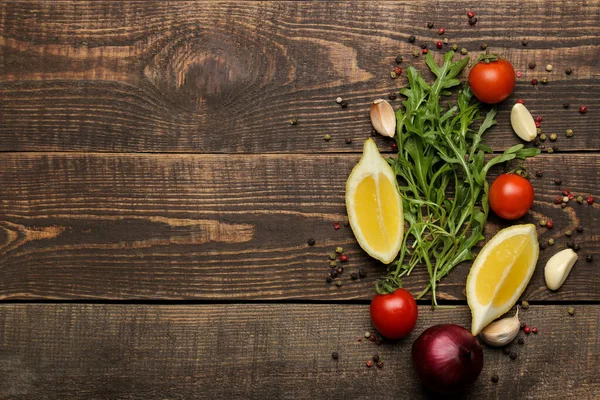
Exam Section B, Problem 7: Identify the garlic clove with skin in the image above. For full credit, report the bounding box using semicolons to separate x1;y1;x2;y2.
544;249;578;291
370;99;396;138
479;308;520;347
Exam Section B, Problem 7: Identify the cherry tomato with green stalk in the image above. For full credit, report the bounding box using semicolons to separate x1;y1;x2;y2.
489;173;534;220
370;288;418;339
468;57;516;104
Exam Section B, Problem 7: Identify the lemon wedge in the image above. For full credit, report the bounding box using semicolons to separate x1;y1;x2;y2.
345;139;403;264
467;224;539;335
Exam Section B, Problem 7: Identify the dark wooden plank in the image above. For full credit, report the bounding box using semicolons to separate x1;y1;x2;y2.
0;304;597;399
0;152;597;301
0;1;599;153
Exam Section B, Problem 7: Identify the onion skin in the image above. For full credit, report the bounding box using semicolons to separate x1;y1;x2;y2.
412;324;484;394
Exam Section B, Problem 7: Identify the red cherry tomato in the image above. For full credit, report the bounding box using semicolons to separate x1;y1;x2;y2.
468;58;516;104
489;174;534;220
370;288;418;339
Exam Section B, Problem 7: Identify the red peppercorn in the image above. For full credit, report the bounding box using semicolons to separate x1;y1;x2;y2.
366;360;373;368
339;254;348;262
568;193;575;200
438;27;445;35
467;11;475;18
517;99;525;104
333;222;341;230
535;116;543;122
436;41;443;49
391;142;398;151
369;335;376;342
587;196;595;204
422;48;429;54
535;121;541;128
524;326;531;334
532;327;538;334
562;190;572;196
532;78;538;85
579;105;588;114
394;67;402;75
546;220;554;229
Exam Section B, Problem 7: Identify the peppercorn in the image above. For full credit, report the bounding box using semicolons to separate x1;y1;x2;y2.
436;41;443;49
521;39;528;46
343;137;352;145
376;361;384;368
561;203;568;209
586;255;593;262
451;44;459;51
533;138;541;147
332;352;339;360
366;360;373;368
563;103;570;109
329;261;337;269
460;48;468;55
574;195;583;204
395;55;403;64
343;217;349;227
535;121;541;128
480;43;488;50
564;129;573;138
565;67;572;75
307;238;315;246
324;134;331;141
554;179;562;185
330;270;338;278
510;352;518;360
566;240;574;249
546;220;554;229
539;133;547;141
573;243;580;251
326;276;333;284
576;226;583;232
517;99;525;104
328;253;336;260
539;220;547;227
520;321;526;329
443;37;449;44
568;307;575;315
547;147;554;154
503;348;511;355
548;133;558;142
548;238;555;246
535;170;543;178
587;196;595;204
539;241;546;250
390;71;397;79
364;331;371;338
518;337;524;345
341;100;348;108
339;255;348;263
408;35;416;43
336;267;343;274
412;50;420;57
358;268;366;278
350;272;358;280
289;118;298;125
468;17;478;25
391;142;398;152
524;326;531;334
579;105;588;114
389;92;397;100
555;196;563;204
540;77;548;84
490;374;499;383
437;27;445;35
427;22;434;29
540;145;546;150
528;61;536;69
545;64;553;72
373;354;380;362
369;335;376;342
531;78;538;85
422;48;429;54
521;300;530;309
335;279;342;287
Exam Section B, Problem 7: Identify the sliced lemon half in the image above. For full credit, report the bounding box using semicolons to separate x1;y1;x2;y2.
345;139;403;264
467;224;539;335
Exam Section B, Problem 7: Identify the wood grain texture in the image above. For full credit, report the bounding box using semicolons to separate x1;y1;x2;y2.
0;152;597;301
0;1;599;153
0;304;597;399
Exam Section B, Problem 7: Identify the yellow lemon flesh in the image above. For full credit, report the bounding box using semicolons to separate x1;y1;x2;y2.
346;139;403;264
467;224;539;335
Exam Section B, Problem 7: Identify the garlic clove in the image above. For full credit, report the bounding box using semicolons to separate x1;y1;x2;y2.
370;99;396;137
510;103;537;142
479;308;520;347
544;249;578;291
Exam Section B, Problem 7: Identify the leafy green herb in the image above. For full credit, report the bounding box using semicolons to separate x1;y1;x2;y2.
377;51;540;306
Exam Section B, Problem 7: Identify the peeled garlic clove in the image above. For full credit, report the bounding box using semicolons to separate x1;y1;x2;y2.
370;99;396;138
479;308;520;347
544;249;578;290
510;103;537;142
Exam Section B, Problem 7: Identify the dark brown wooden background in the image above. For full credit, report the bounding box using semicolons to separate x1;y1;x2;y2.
0;1;598;399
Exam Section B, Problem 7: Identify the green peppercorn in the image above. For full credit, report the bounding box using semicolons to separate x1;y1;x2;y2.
549;133;557;141
539;133;547;141
324;134;331;141
577;195;584;204
412;50;420;57
390;71;397;79
480;43;488;50
546;64;553;72
568;307;575;316
540;77;548;84
537;128;543;135
335;279;342;287
565;230;573;237
548;238;555;246
521;300;530;309
565;129;574;137
329;261;337;268
335;247;343;254
460;48;468;55
443;37;449;44
328;253;336;260
547;147;554;154
539;220;547;227
290;118;298;125
451;44;459;51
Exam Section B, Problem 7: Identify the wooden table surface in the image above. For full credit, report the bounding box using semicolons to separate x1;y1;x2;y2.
0;1;598;399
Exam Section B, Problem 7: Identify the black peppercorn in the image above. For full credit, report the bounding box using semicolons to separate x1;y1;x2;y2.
427;22;434;29
510;351;518;360
351;272;358;280
576;226;583;233
307;238;316;246
535;170;543;177
336;267;343;274
326;276;333;284
586;255;593;262
528;61;536;69
565;68;572;75
408;35;416;43
420;44;428;49
567;240;574;248
503;348;511;355
373;354;380;362
521;39;528;46
340;100;349;108
389;92;397;100
539;241;547;250
491;375;499;383
518;337;524;345
573;243;580;251
533;138;541;147
358;268;367;278
395;55;403;64
554;179;562;185
468;17;478;25
563;103;570;109
330;270;338;278
371;128;378;136
332;352;339;360
345;138;353;144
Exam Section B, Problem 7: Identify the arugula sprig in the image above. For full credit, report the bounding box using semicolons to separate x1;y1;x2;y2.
377;51;540;306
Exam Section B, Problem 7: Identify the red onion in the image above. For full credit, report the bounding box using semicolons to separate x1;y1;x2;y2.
411;324;483;393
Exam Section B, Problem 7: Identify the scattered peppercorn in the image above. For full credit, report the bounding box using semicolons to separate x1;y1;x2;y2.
539;241;546;250
390;71;397;79
369;335;376;342
503;348;511;355
412;50;420;57
521;39;528;46
332;352;339;360
535;170;543;178
420;44;427;49
575;195;583;204
545;64;553;72
480;43;488;50
518;337;524;345
289;118;298;125
540;133;547;141
565;68;572;75
336;267;343;274
340;254;349;262
422;48;429;54
535;121;541;128
564;230;573;238
573;243;580;251
344;137;353;145
554;179;562;185
333;222;341;230
540;77;548;84
329;253;337;261
358;268;367;278
335;279;342;287
587;196;595;204
307;238;315;246
576;226;583;233
427;22;434;29
567;240;574;248
565;129;574;137
548;238;555;246
443;37;449;44
491;374;499;383
532;327;538;334
546;220;554;229
391;142;398;152
330;261;337;268
364;331;371;338
408;35;416;43
531;78;538;85
351;272;358;280
324;134;331;141
451;44;459;51
341;100;348;108
389;92;397;100
520;321;526;329
436;41;443;49
517;99;525;104
395;55;403;64
336;97;343;104
366;360;373;368
554;196;563;204
373;354;380;362
579;105;587;114
376;361;384;369
524;326;531;334
521;300;530;309
586;255;593;262
438;27;445;35
510;352;518;360
326;276;333;284
568;307;575;316
540;220;548;227
528;61;536;69
467;10;475;18
468;17;478;25
460;48;468;55
330;270;338;278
